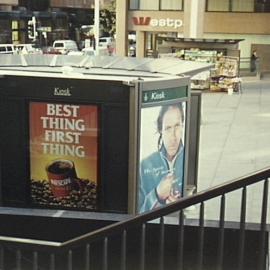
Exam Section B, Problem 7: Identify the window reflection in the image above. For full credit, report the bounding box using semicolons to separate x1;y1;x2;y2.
129;0;183;11
206;0;270;12
161;0;183;10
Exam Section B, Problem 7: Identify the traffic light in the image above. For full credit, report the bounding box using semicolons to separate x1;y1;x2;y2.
27;17;37;40
27;20;34;39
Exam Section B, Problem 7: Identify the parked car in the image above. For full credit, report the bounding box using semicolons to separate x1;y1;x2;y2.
14;44;42;54
98;37;114;48
0;44;16;54
42;46;62;55
52;40;78;54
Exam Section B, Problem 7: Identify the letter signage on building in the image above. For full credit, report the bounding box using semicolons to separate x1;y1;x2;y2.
29;102;99;210
132;16;183;29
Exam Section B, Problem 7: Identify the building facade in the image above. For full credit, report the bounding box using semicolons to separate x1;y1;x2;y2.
116;0;270;70
0;0;112;45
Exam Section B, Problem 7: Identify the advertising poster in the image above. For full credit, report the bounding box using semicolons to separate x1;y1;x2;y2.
29;102;99;210
138;101;186;213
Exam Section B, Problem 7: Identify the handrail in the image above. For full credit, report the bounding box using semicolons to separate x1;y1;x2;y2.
60;166;270;248
0;166;268;250
0;236;61;247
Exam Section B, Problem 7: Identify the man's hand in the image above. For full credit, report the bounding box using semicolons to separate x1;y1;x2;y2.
156;173;174;201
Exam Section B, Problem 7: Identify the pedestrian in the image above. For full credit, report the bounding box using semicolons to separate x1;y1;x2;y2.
250;50;258;72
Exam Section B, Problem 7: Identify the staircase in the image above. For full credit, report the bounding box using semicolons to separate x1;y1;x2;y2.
0;167;269;270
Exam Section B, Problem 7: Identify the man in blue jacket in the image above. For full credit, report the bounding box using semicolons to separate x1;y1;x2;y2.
139;103;185;213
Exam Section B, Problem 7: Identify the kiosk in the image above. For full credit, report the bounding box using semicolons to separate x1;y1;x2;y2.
0;55;211;214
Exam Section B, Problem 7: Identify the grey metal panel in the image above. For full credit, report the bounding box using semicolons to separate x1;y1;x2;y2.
139;76;190;91
0;66;174;81
187;90;202;190
100;57;153;70
158;61;214;77
0;54;24;66
85;55;122;68
52;54;86;66
132;58;182;73
24;54;55;66
0;55;213;79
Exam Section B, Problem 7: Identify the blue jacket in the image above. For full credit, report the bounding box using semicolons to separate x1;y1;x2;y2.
139;145;184;213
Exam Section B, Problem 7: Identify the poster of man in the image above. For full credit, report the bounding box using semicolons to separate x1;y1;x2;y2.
138;102;186;213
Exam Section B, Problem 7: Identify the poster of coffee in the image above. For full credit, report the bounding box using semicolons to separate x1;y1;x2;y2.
29;102;99;210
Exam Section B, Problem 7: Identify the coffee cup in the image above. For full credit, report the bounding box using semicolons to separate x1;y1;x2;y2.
46;159;77;197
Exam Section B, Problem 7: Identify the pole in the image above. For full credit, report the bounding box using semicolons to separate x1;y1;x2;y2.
94;0;100;55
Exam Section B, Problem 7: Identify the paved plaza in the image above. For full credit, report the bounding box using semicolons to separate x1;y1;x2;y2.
191;77;270;223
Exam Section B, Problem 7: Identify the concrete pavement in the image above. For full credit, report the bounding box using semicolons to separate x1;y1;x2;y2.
188;78;270;223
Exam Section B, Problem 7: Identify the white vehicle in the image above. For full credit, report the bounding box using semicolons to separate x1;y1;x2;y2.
0;44;16;54
14;44;42;54
52;40;78;54
99;37;114;48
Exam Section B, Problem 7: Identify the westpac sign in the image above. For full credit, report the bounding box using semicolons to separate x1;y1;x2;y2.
132;17;183;29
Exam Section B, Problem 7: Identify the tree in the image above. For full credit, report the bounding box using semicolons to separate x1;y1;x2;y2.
100;0;116;37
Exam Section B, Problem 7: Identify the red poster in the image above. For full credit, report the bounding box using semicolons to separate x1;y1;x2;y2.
29;102;99;210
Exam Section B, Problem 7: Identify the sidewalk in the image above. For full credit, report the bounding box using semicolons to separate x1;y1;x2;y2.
189;77;270;223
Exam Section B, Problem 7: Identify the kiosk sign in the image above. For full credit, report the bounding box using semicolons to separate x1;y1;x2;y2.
142;86;188;104
29;102;99;210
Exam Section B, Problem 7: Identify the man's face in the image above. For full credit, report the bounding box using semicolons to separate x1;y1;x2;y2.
161;106;183;161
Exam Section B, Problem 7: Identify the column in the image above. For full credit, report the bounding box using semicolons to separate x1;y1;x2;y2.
115;0;128;56
136;31;146;58
184;0;205;38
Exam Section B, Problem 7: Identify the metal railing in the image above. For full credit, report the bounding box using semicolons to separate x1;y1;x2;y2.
0;167;269;270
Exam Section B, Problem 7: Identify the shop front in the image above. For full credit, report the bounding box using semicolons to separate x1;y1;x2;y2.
124;10;185;58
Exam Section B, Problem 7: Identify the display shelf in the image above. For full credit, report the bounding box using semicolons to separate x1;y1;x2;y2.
184;49;218;63
191;71;210;90
215;56;239;77
191;79;210;90
209;56;240;92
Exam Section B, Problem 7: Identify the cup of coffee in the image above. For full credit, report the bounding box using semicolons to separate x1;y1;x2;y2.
46;159;77;197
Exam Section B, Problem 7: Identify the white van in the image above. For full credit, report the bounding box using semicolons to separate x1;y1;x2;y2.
0;44;16;54
52;40;78;54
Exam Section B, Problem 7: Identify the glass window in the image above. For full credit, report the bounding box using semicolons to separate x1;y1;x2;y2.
207;0;229;11
161;0;183;10
129;0;139;10
129;0;184;11
232;0;254;11
140;0;159;10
